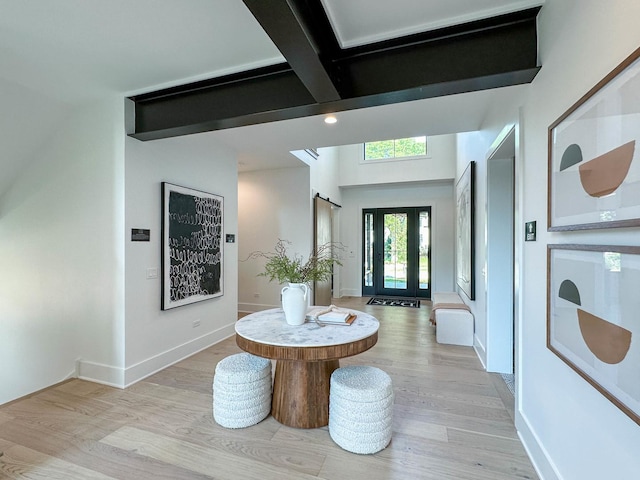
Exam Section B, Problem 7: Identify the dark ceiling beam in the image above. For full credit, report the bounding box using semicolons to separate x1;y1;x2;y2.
128;6;541;141
242;0;342;103
336;8;540;98
129;64;317;140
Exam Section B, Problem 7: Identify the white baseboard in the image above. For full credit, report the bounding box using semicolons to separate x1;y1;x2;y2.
473;334;487;369
124;323;236;387
340;288;361;297
77;360;125;388
77;323;236;388
238;302;278;313
516;410;562;480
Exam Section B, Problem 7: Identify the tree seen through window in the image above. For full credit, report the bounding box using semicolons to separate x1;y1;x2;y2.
364;136;426;160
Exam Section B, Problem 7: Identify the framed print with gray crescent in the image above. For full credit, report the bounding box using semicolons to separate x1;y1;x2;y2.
548;46;640;231
547;244;640;425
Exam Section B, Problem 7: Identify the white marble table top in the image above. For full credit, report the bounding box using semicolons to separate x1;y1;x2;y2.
235;308;379;348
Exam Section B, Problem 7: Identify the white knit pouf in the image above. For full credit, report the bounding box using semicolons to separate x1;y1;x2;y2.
213;353;272;428
329;366;393;454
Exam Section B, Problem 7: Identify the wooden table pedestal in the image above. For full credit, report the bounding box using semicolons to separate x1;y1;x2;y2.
272;359;340;429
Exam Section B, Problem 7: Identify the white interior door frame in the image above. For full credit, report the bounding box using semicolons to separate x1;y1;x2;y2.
485;124;516;374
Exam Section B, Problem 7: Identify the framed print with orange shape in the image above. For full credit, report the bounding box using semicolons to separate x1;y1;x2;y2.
548;46;640;231
547;244;640;425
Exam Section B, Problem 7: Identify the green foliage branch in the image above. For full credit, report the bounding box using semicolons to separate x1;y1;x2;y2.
246;239;343;285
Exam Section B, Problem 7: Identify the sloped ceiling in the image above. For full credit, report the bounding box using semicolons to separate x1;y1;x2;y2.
0;0;284;104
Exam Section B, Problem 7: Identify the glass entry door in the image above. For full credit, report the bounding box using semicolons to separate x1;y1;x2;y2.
362;207;431;298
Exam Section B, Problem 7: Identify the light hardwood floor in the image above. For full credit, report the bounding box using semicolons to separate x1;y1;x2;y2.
0;297;538;479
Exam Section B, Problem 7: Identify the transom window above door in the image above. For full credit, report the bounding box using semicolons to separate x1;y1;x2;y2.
363;136;427;161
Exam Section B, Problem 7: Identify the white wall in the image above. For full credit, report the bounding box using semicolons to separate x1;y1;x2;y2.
311;147;341;205
238;148;341;312
458;1;640;478
309;147;343;299
337;134;456;187
457;128;517;373
519;1;640;478
123;132;238;386
329;134;457;298
0;93;241;403
0;98;125;404
457;131;490;362
486;156;514;373
339;182;455;297
238;167;312;312
237;136;456;306
0;77;72;197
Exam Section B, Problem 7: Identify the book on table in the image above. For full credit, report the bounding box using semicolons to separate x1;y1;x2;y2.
307;308;356;325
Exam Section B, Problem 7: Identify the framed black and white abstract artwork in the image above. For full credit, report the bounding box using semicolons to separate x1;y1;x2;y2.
162;182;223;310
456;161;475;300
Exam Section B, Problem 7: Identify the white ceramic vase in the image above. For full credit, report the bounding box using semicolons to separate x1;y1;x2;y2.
281;282;308;325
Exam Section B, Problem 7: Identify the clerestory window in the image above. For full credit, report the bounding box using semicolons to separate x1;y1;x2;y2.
364;136;427;161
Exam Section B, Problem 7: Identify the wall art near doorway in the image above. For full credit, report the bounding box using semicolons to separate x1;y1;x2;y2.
455;161;475;300
547;244;640;425
548;46;640;231
162;182;223;310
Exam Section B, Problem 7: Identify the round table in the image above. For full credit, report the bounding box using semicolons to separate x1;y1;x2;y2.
235;308;379;429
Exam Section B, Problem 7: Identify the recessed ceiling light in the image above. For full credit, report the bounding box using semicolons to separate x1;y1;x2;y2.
324;115;337;124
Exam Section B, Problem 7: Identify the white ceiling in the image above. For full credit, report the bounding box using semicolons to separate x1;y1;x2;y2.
0;0;543;185
0;0;284;103
213;84;529;171
321;0;543;48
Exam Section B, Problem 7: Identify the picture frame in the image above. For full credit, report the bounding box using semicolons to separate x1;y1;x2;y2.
548;46;640;231
547;244;640;425
162;182;224;310
455;161;475;300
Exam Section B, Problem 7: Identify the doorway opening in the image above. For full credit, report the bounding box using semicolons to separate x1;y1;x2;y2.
314;194;341;305
362;207;431;299
485;124;516;379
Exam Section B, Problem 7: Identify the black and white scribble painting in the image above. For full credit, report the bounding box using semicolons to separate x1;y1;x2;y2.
455;161;474;300
162;183;223;310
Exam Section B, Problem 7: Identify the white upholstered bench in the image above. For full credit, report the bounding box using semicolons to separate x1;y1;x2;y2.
430;292;474;346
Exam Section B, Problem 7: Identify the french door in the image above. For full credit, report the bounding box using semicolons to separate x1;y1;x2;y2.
362;207;431;298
